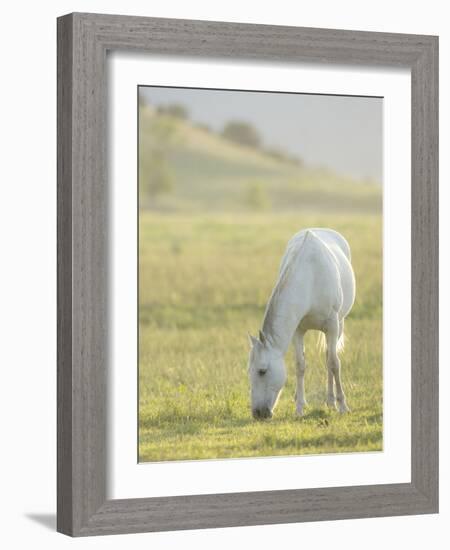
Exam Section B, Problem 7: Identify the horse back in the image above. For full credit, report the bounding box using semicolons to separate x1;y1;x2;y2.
282;228;355;319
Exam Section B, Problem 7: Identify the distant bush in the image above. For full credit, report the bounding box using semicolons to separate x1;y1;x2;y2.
288;154;303;166
157;103;189;120
139;95;149;108
244;181;270;211
265;148;285;162
196;122;211;133
143;151;174;198
265;147;303;166
222;121;261;149
139;117;179;203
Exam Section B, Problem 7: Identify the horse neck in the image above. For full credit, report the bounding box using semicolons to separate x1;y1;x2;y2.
261;266;306;355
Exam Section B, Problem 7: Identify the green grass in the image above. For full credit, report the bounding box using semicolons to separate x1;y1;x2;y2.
139;212;382;462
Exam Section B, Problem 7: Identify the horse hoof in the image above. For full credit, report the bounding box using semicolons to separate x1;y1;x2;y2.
338;403;350;414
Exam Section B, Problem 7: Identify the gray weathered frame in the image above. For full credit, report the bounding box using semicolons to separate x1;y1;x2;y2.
57;12;438;537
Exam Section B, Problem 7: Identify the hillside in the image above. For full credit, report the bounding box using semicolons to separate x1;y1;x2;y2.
138;105;381;214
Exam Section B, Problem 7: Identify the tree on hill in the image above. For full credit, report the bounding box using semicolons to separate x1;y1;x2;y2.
157;103;189;120
222;121;261;149
265;147;303;166
144;150;174;198
139;94;148;109
139;116;179;203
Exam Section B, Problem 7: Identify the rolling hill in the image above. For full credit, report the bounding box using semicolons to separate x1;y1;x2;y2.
138;104;381;214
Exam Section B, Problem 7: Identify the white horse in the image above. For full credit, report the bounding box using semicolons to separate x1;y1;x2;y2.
248;228;355;420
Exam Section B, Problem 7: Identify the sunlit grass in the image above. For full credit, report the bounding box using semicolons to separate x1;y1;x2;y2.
139;212;382;462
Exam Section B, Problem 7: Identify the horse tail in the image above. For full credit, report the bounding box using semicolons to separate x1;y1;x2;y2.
317;321;346;353
337;329;345;352
317;332;327;353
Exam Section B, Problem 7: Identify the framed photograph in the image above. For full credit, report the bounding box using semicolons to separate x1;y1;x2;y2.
57;13;438;536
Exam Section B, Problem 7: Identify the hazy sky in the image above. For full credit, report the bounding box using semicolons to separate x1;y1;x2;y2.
140;86;382;182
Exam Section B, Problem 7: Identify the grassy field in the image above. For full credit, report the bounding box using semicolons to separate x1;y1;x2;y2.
139;212;383;462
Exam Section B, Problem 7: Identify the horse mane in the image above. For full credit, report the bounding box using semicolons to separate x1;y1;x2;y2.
261;231;313;339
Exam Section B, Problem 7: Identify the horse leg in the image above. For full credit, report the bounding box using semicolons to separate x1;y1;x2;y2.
293;329;307;415
326;318;350;413
326;347;336;409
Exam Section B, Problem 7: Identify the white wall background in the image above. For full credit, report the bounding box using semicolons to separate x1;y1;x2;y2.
0;1;446;548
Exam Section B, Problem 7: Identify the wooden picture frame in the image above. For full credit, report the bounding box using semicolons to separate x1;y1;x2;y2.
57;12;438;536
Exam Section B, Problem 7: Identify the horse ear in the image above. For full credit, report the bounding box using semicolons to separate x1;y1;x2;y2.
248;333;259;348
259;330;267;345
